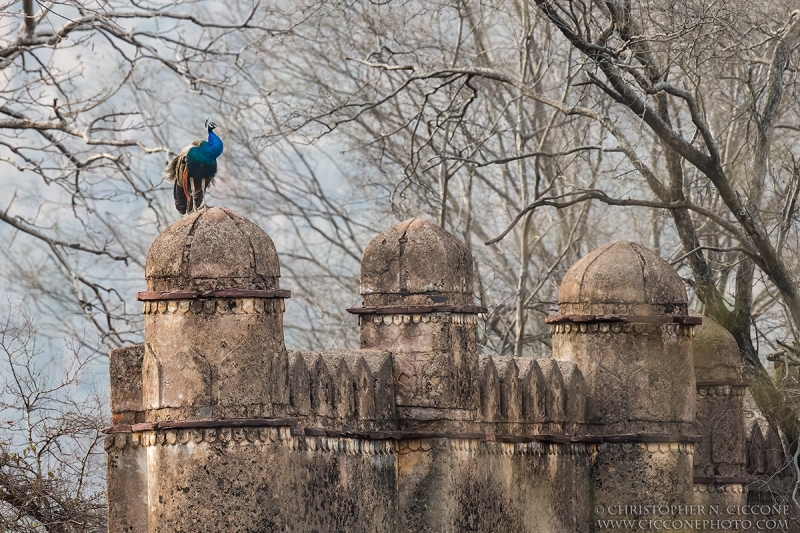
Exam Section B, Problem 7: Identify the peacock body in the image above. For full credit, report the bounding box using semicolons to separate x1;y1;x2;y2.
163;119;224;214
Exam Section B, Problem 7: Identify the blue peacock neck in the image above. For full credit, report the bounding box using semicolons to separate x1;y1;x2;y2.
194;129;223;163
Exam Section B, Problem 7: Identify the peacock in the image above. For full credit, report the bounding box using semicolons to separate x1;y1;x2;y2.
163;119;224;214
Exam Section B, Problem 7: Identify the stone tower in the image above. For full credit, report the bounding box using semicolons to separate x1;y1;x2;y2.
550;241;699;520
353;218;482;427
141;206;289;420
692;314;748;507
106;212;760;532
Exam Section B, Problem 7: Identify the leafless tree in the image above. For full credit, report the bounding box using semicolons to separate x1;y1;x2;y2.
0;303;106;532
241;0;624;356
0;0;281;349
237;0;800;485
7;0;800;519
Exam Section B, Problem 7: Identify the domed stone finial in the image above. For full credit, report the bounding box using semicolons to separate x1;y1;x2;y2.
692;313;747;499
353;218;482;414
692;312;742;383
550;241;697;434
145;206;280;293
138;207;289;420
557;241;688;317
359;218;474;307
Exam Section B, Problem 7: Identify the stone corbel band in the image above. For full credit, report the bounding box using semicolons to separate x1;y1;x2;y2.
347;305;487;314
137;289;291;301
545;314;702;325
102;418;701;445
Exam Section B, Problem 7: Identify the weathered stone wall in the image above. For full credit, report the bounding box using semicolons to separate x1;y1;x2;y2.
107;428;591;533
106;211;756;532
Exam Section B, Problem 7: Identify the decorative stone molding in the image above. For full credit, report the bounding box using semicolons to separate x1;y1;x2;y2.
696;385;746;397
142;298;285;315
104;427;591;458
550;322;694;337
557;302;689;317
590;441;695;456
359;313;479;326
644;442;694;455
693;484;746;494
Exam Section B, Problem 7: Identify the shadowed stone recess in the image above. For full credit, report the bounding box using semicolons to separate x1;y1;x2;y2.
692;311;743;383
146;206;280;292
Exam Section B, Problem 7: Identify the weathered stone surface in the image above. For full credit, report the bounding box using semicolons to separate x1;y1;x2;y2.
591;442;695;531
288;351;311;416
551;242;700;531
558;361;587;431
497;357;522;424
537;358;566;428
360;218;473;306
112;431;592;533
106;435;148;533
553;324;695;434
693;483;746;511
141;208;287;422
692;311;743;383
516;358;547;426
357;220;480;416
479;356;501;423
146;206;280;292
747;421;767;475
558;241;688;316
552;242;695;434
692;314;746;493
110;217;761;533
143;300;285;417
109;344;144;417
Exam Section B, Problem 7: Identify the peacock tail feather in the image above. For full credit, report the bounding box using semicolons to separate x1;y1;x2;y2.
163;140;201;183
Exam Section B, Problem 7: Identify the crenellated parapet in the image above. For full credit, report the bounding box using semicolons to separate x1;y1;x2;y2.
477;355;586;435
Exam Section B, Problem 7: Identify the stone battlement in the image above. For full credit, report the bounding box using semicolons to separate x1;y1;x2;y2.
106;208;759;533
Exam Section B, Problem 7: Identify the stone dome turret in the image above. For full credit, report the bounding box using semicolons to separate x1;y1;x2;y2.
360;218;473;307
692;312;743;382
146;206;280;292
557;241;688;316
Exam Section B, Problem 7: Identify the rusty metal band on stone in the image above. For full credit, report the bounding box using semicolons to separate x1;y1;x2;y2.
347;304;487;315
136;289;292;301
545;314;702;325
102;418;701;444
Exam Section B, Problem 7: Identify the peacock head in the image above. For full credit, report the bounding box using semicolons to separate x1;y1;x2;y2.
205;118;218;131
